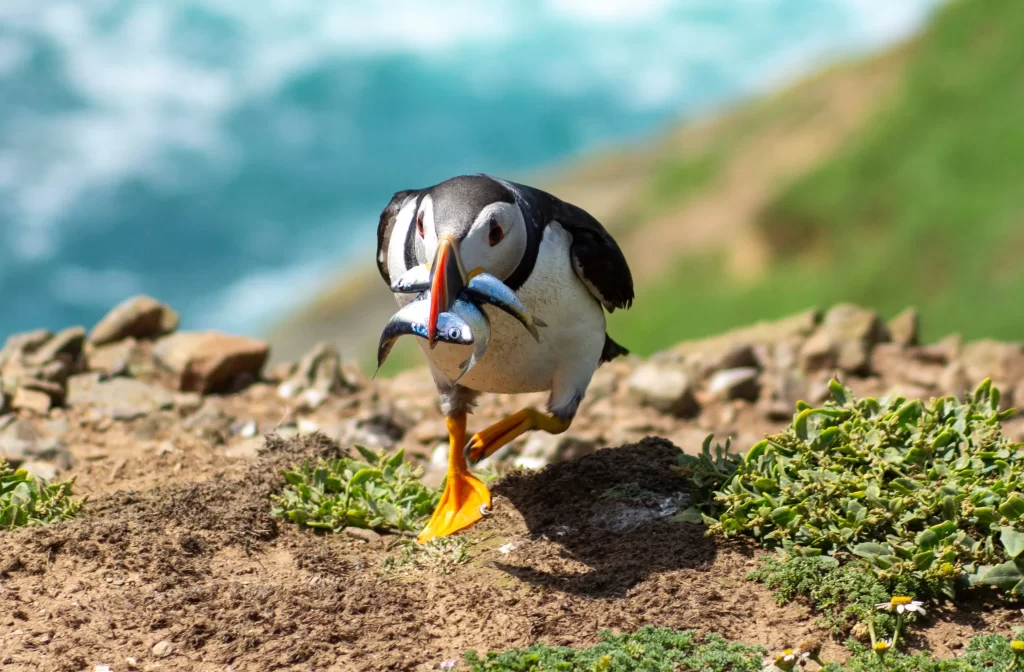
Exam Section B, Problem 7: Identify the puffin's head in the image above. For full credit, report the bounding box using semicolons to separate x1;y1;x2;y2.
416;175;527;345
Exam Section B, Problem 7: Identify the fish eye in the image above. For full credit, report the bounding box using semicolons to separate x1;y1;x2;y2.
487;218;504;246
448;327;461;339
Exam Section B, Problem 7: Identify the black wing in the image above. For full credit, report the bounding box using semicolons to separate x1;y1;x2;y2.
499;178;634;312
375;189;418;285
555;199;634;312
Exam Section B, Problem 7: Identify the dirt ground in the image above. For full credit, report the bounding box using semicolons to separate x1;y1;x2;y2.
2;430;1019;672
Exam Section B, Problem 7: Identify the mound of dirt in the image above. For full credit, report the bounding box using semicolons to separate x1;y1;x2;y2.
1;433;1017;672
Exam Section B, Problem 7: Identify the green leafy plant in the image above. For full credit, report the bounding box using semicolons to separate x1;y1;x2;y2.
0;459;85;528
694;377;1024;600
270;446;438;533
671;435;741;524
465;627;765;672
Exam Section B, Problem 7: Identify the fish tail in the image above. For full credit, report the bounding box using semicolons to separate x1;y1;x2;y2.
533;316;547;328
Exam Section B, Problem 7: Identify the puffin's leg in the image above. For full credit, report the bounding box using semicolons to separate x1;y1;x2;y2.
417;413;492;543
465;408;572;463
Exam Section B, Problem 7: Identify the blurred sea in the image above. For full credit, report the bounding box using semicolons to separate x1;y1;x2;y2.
0;0;941;340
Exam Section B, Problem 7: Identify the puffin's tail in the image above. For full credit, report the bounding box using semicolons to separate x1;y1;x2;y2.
600;333;629;364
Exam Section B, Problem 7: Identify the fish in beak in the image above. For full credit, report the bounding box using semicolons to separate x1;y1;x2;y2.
427;236;466;348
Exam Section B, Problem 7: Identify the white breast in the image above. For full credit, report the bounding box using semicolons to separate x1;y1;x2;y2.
392;223;606;396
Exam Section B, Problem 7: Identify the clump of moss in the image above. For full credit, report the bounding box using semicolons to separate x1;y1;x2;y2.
465;627;764;672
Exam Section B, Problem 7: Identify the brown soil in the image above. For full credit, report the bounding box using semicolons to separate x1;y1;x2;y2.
2;431;1018;672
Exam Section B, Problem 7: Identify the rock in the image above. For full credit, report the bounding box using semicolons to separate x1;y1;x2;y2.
11;387;52;414
959;339;1024;384
517;432;597;466
888;308;919;347
266;361;296;383
344;527;382;544
151;640;173;658
154;332;269;394
67;373;175;419
20;378;66;406
0;419;71;468
85;338;143;377
698;343;759;378
237;420;258;438
674;308;821;357
871;343;942;390
182;403;234;443
20;460;57;481
337;410;412;449
800;303;889;375
0;329;53;369
939;362;972;398
707;367;761;401
89;296;179;346
225;437;263;459
277;343;352;400
173;392;203;414
25;326;86;367
626;362;699;417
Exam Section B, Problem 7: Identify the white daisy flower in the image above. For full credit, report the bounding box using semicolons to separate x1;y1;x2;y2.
876;596;925;615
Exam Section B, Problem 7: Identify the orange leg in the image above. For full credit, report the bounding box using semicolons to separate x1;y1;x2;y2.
465;407;571;464
417;413;492;543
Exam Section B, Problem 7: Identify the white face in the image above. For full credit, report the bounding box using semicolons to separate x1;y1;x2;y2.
418;196;526;281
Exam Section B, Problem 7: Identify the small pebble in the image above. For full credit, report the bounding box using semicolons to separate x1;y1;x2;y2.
152;640;173;658
344;527;382;543
238;420;258;438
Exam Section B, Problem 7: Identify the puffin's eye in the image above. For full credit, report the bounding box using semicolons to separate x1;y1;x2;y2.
416;211;425;237
487;218;504;246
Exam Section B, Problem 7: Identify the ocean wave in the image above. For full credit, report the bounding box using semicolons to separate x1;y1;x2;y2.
0;0;943;337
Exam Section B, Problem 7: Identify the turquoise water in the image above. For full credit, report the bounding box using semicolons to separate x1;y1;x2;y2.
0;0;940;339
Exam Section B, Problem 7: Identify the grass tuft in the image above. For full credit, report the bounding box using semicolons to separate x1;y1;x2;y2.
270;445;438;533
465;627;765;672
0;459;85;528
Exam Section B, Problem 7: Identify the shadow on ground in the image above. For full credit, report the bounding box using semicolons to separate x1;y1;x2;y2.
489;436;716;596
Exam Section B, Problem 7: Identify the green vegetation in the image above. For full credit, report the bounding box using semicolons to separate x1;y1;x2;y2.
612;0;1024;354
465;627;765;672
749;555;902;636
690;378;1024;600
463;625;1024;671
0;459;85;528
826;635;1023;672
270;446;438;533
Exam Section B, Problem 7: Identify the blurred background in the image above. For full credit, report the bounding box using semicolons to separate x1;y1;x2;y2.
2;0;1020;372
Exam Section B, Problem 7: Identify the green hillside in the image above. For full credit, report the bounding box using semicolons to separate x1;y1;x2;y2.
610;0;1024;352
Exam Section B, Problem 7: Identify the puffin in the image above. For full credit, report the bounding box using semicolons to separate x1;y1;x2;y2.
375;174;634;542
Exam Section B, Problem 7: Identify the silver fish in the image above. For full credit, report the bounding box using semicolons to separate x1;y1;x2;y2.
462;272;546;342
390;264;431;294
450;298;491;384
376;297;473;372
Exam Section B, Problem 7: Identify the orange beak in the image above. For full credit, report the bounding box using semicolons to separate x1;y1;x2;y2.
427;237;464;347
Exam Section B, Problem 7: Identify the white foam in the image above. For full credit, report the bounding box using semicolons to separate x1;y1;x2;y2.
0;0;943;287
